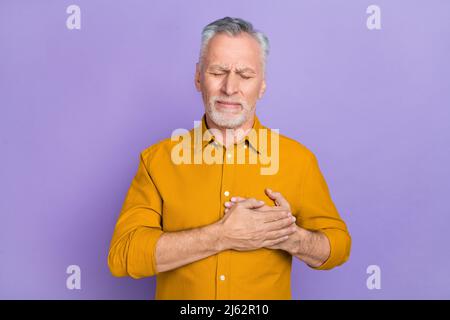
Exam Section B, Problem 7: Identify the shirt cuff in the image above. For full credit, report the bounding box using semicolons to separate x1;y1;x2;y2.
309;228;351;270
128;227;164;278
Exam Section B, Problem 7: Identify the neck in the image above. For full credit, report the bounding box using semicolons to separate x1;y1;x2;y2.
205;114;255;148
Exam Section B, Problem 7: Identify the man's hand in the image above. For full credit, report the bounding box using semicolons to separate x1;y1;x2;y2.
218;197;297;251
225;189;331;268
225;188;301;253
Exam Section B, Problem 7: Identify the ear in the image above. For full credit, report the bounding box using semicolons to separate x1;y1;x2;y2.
258;79;266;99
194;62;201;92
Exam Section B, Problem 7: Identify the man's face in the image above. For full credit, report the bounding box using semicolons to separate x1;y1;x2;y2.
195;33;266;129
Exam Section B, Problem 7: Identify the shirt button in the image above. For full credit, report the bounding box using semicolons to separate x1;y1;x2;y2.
224;191;230;197
219;275;226;281
226;152;232;158
244;144;248;149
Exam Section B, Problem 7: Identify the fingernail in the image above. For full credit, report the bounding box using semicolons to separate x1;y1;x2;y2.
224;202;231;207
230;197;236;202
291;216;296;222
258;200;264;205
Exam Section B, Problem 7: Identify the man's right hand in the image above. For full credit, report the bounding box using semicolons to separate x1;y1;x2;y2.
217;198;297;251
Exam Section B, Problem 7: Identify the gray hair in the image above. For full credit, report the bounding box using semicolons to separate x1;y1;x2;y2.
199;17;270;71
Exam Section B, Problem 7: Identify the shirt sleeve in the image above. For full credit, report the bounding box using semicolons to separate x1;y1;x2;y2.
108;150;164;279
298;152;352;270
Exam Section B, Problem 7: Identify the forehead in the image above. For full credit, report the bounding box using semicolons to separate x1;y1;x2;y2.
203;33;262;69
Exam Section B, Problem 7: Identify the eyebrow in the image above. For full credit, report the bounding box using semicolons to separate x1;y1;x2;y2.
208;65;257;74
236;67;257;74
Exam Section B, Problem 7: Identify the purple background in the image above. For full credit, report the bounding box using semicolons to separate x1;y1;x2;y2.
1;0;449;299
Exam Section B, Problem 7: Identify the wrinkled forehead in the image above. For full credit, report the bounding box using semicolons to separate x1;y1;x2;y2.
203;33;263;71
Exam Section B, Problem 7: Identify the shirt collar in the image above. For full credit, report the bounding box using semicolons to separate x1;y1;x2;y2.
195;113;264;154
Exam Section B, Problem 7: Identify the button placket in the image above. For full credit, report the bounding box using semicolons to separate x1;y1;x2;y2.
216;144;235;300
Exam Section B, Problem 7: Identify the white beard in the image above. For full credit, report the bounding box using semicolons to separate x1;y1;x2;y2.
206;96;253;129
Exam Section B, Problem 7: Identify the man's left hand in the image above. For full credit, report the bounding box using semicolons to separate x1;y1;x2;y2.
224;188;306;254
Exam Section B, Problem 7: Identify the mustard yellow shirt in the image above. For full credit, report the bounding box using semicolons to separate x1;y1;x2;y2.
108;114;351;299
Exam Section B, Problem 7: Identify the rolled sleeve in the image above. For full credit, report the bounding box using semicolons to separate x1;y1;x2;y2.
310;228;352;270
298;152;352;270
108;150;164;278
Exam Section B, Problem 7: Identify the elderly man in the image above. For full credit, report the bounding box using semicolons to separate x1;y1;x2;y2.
108;17;351;300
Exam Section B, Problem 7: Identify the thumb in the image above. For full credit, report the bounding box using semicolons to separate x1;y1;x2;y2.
238;197;266;209
265;188;291;209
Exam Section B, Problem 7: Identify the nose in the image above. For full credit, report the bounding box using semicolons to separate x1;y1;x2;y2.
221;73;239;96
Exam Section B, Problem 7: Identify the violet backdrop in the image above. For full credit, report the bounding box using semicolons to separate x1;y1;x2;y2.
1;0;449;299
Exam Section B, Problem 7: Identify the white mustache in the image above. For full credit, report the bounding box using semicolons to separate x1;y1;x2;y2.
211;97;245;108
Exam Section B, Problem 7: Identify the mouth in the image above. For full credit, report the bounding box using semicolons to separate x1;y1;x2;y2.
215;100;242;112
